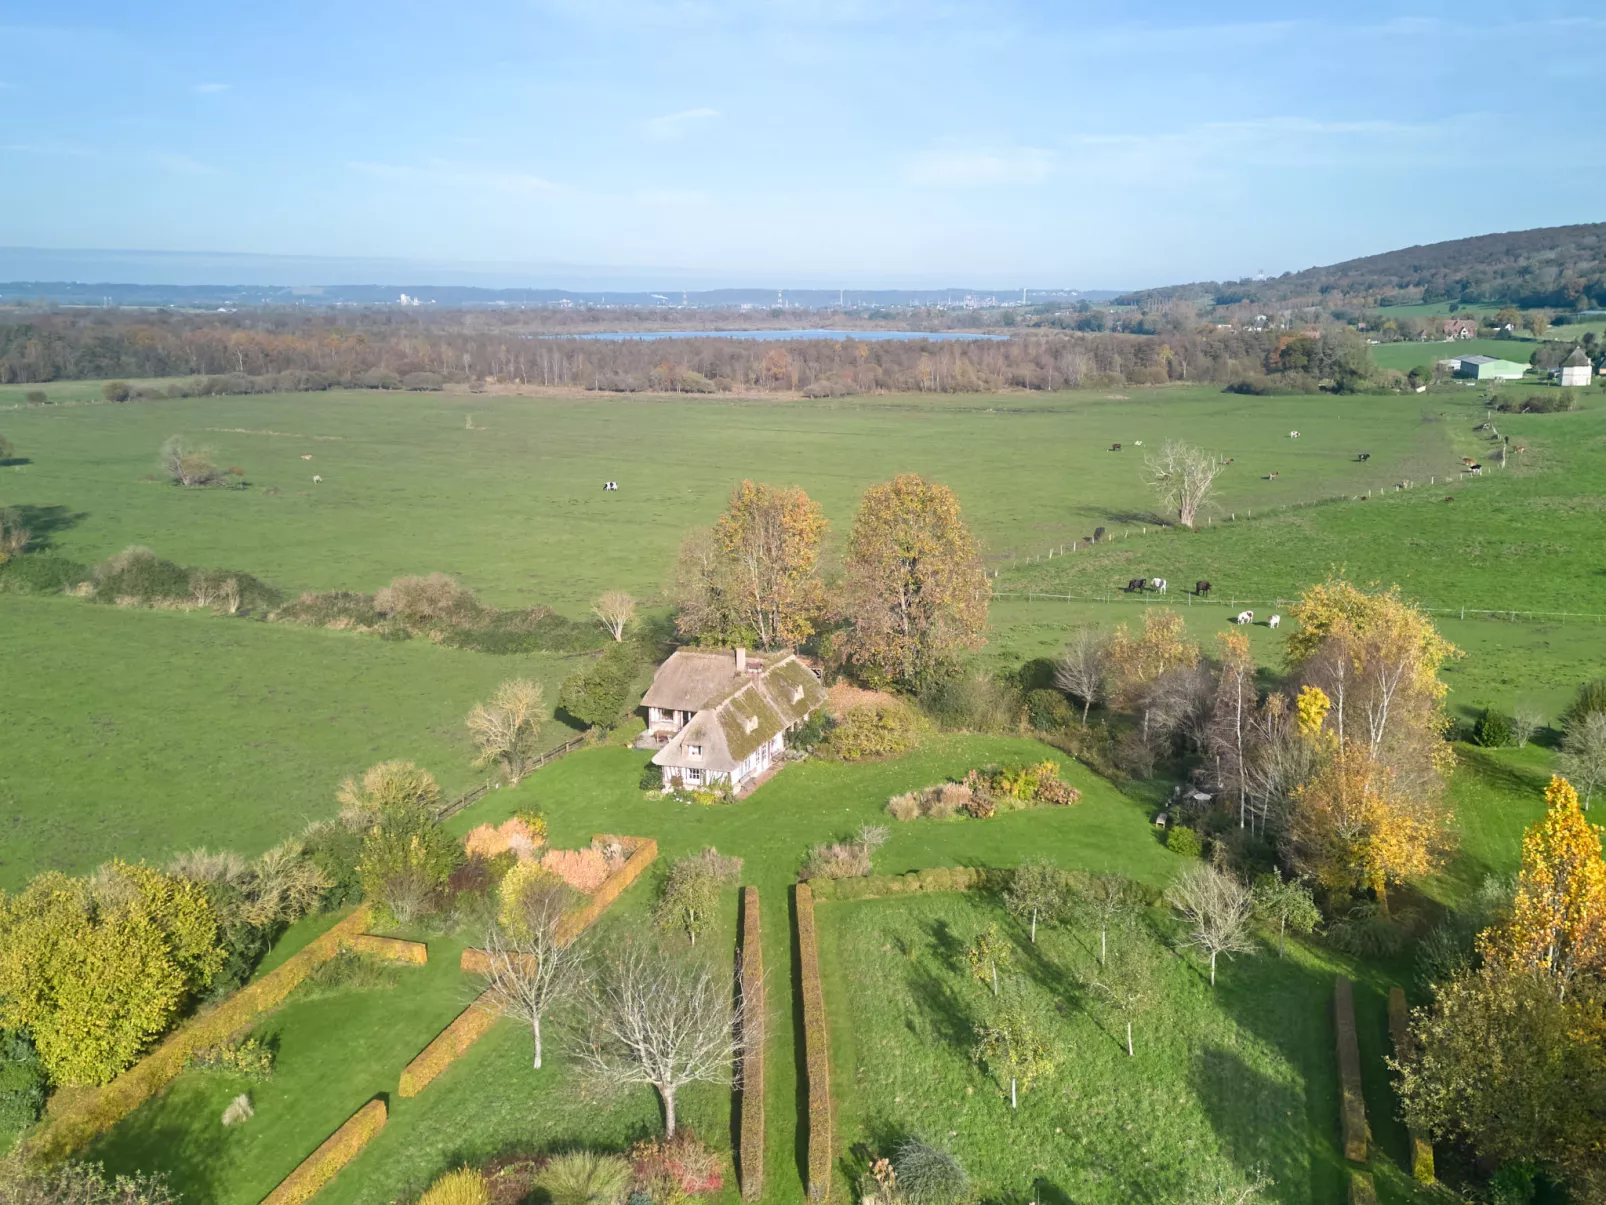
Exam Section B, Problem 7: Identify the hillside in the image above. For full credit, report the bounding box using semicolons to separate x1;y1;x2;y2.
1120;222;1606;310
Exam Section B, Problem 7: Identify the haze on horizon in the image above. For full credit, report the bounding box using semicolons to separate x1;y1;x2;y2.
2;1;1603;291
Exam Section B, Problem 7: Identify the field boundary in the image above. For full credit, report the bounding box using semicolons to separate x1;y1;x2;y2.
795;882;832;1201
1388;986;1435;1183
738;886;765;1202
991;588;1606;625
1334;976;1370;1164
434;734;589;821
24;905;374;1162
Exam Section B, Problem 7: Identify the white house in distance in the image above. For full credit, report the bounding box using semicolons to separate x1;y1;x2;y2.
1560;347;1593;387
640;647;827;793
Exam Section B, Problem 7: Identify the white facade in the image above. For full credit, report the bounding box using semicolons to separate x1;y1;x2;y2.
1561;364;1592;387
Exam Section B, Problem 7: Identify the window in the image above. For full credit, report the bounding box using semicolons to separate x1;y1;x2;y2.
743;715;759;734
684;767;702;785
687;744;703;758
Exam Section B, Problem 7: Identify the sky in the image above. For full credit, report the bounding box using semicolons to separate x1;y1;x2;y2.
1;1;1603;290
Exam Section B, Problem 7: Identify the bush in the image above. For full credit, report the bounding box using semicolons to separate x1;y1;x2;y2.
0;552;88;595
102;381;131;402
918;672;1021;733
789;710;830;753
293;949;401;1001
558;643;641;730
886;792;922;822
0;1159;177;1203
1024;688;1075;732
437;605;600;654
1166;826;1203;858
533;1152;631;1205
818;700;921;761
373;573;482;630
159;436;223;487
418;1167;490;1205
401;372;445;391
24;391;47;405
357;802;461;925
358;368;401;390
0;1029;47;1152
1496;393;1575;414
800;841;871;880
893;1138;971;1205
273;591;381;630
185;1035;275;1080
1472;708;1514;748
630;1133;722;1196
89;546;190;604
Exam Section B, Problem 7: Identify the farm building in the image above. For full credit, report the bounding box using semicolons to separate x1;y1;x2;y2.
1560;347;1593;387
639;646;826;793
1455;354;1527;381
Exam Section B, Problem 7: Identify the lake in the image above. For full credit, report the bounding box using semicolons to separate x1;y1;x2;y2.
564;328;1008;342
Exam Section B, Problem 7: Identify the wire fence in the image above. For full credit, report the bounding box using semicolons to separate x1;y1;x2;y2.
432;732;589;821
990;588;1606;625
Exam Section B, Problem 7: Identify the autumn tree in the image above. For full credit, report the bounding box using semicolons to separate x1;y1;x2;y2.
1285;741;1448;914
672;481;826;649
656;848;743;947
965;923;1013;997
1004;859;1068;944
591;590;636;642
480;876;587;1069
971;991;1054;1108
467;679;546;783
834;473;990;687
1144;440;1225;528
1107;609;1199;745
1168;863;1255;987
336;760;442;824
0;863;224;1085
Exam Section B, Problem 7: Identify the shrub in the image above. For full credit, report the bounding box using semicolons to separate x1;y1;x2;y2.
221;1093;254;1127
1496;393;1574;414
1024;687;1075;732
293;949;401;1001
273;590;381;630
819;700;921;761
918;673;1021;733
159;436;222;487
558;643;641;730
373;573;483;630
0;1029;47;1151
438;605;600;654
1166;826;1203;858
102;381;131;402
89;546;190;605
24;391;46;405
185;1035;275;1080
1472;708;1514;748
886;792;922;822
419;1167;490;1205
401;372;445;391
530;1152;631;1205
631;1133;722;1196
302;823;364;907
337;761;442;825
357;802;461;925
928;783;971;819
893;1138;971;1205
358;367;402;389
0;1158;177;1203
0;552;88;595
541;848;612;895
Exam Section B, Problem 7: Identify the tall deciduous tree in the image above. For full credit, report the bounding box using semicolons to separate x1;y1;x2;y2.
1209;631;1256;829
1168;863;1255;987
1107;610;1199;745
834;474;990;687
591;590;637;642
480;878;588;1070
1144;440;1224;528
1053;626;1109;725
672;481;827;649
467;679;546;782
577;943;740;1139
1559;713;1606;810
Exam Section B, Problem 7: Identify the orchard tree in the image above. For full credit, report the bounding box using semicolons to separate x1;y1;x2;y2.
479;877;587;1070
972;991;1054;1108
1168;863;1255;987
835;473;990;687
965;923;1013;997
1004;859;1067;944
656;848;743;947
1252;870;1321;957
1091;931;1157;1056
1080;873;1139;967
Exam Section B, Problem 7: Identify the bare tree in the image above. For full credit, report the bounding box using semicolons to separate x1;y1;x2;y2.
576;943;741;1138
1054;627;1109;725
591;590;637;642
1168;863;1256;987
0;508;31;565
466;679;545;784
1144;440;1225;528
1560;712;1606;809
1080;874;1137;967
1091;927;1156;1056
480;881;588;1069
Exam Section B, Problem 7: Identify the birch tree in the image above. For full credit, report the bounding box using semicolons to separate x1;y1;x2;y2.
479;881;587;1070
1054;627;1109;725
591;590;637;642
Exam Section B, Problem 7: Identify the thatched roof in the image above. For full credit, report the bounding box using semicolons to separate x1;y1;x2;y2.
1564;346;1591;367
650;650;827;773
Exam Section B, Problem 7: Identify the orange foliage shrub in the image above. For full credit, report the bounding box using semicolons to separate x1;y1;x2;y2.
463;816;545;860
398;997;500;1098
262;1098;387;1204
346;934;428;964
540;847;611;893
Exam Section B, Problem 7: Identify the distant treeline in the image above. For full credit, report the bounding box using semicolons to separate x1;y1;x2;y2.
0;309;1379;394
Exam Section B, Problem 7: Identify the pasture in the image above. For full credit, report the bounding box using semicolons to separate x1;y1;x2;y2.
1368;338;1537;373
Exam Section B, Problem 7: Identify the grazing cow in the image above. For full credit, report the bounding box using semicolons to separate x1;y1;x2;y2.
1133;440;1144;447
1196;580;1211;597
1224;457;1234;464
1264;471;1279;480
1150;577;1167;593
1268;614;1281;629
603;481;618;490
1288;430;1300;439
1235;610;1254;625
1111;443;1123;452
1468;464;1483;476
1356;452;1370;462
1126;577;1147;593
300;454;313;461
312;475;323;483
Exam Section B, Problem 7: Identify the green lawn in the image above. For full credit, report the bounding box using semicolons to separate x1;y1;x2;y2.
1369;338;1539;373
0;593;583;888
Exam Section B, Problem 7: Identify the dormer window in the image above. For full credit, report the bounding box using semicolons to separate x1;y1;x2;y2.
743;715;759;734
687;744;703;758
791;685;806;704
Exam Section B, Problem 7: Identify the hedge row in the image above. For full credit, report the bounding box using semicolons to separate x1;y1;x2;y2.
796;883;832;1201
261;1097;388;1204
1348;1170;1377;1205
1333;976;1369;1164
25;906;373;1161
397;996;500;1098
1387;986;1435;1183
402;836;657;1099
346;934;428;964
556;835;658;945
738;886;765;1202
805;866;999;902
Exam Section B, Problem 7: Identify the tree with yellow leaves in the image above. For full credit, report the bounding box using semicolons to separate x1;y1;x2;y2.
1285;740;1448;913
1107;609;1199;745
1479;776;1606;998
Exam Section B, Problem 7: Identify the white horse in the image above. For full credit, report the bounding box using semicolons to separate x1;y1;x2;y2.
1235;610;1254;625
312;475;323;483
1289;430;1300;439
1268;614;1281;629
1150;577;1167;593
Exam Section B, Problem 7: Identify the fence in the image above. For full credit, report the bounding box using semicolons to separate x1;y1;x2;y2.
433;733;590;821
991;588;1606;626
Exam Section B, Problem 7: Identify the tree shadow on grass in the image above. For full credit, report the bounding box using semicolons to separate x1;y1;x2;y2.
1190;1046;1317;1202
1;503;87;548
905;963;974;1053
90;1084;233;1204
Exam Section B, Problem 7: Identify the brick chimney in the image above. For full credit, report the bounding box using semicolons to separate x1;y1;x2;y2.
735;647;746;673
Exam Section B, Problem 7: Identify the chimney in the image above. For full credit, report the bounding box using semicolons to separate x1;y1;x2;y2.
734;647;746;673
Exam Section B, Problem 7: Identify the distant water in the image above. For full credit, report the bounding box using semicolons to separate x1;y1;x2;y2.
565;328;1008;342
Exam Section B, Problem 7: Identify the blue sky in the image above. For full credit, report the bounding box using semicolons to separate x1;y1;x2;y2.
1;2;1603;289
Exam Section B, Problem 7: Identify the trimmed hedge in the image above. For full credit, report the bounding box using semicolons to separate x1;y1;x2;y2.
24;906;373;1161
1348;1170;1377;1205
556;835;658;945
345;934;428;964
796;883;831;1201
805;866;996;902
398;995;500;1098
1387;986;1435;1183
261;1097;387;1204
739;886;765;1202
1334;977;1369;1164
404;836;656;1099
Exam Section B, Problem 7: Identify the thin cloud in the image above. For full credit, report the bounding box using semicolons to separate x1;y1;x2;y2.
903;146;1055;188
642;107;719;142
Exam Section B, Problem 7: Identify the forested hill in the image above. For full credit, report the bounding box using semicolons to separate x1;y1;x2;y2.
1120;222;1606;310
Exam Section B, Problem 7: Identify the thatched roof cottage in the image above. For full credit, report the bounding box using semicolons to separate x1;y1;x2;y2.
640;647;826;793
